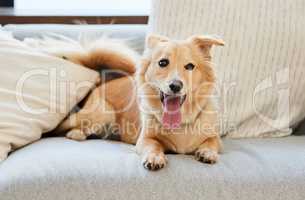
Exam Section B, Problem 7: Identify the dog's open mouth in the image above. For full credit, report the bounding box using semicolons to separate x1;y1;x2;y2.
160;91;186;129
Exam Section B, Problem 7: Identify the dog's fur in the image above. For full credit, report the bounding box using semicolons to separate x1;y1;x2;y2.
44;34;224;170
24;35;138;74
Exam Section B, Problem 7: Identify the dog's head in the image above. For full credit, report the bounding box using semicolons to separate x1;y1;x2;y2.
137;34;224;129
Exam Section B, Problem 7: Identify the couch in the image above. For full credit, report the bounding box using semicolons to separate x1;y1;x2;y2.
0;24;304;200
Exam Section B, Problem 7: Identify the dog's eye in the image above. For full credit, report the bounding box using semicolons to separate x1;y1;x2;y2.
184;63;195;70
158;59;169;67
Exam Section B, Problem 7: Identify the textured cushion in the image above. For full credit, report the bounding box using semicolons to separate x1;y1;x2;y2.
148;0;305;138
3;24;147;53
0;136;304;200
0;31;99;161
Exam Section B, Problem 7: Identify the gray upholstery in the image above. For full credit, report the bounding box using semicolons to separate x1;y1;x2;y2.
3;24;147;53
0;136;305;200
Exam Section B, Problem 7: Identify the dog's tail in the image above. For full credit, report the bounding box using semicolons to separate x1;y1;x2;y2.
24;34;139;75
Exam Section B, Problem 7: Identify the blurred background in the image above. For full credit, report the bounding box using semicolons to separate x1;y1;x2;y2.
0;0;150;24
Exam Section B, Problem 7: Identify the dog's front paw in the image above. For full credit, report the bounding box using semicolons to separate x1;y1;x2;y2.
195;148;218;164
66;129;87;141
142;152;167;171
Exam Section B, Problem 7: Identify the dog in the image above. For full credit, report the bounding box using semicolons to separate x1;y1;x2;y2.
43;34;224;170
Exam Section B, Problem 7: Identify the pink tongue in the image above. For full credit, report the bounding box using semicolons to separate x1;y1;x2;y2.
162;96;182;129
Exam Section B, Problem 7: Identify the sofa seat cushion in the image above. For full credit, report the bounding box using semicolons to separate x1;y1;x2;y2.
0;136;305;200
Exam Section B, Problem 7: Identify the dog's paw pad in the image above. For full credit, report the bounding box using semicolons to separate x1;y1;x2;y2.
66;129;87;141
142;153;167;171
195;148;218;164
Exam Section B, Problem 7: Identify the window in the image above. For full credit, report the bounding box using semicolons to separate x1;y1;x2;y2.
14;0;150;15
0;0;150;24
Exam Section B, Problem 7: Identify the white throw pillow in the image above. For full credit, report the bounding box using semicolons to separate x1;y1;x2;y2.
0;31;99;161
149;0;305;138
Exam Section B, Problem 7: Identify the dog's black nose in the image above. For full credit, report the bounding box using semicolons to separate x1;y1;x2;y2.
169;80;183;93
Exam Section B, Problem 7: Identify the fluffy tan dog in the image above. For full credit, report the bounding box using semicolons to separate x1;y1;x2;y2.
52;34;224;170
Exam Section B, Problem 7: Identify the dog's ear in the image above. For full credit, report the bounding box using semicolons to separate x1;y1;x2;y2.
146;34;169;49
189;35;224;60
